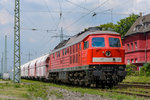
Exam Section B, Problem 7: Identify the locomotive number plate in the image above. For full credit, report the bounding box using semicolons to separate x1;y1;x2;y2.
92;57;122;62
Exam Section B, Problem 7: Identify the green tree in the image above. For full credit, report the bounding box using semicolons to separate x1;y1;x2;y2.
140;63;150;76
126;64;137;75
98;22;115;31
97;14;139;37
114;14;139;37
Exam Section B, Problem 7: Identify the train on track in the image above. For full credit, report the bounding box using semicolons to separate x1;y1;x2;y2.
21;27;127;87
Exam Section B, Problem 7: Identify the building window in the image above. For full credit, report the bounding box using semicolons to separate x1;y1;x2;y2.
131;59;134;63
144;22;150;29
135;59;138;63
127;59;130;65
127;44;130;51
144;24;147;29
135;25;142;31
135;42;137;49
131;43;133;50
133;27;136;31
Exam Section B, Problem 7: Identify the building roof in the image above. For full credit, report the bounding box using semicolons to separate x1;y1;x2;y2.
125;14;150;37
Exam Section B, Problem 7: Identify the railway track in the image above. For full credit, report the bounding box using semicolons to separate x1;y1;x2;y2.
117;83;150;89
98;82;150;99
122;82;150;85
107;90;150;98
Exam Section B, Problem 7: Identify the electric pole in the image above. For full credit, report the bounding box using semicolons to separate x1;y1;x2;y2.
28;52;31;61
27;52;33;61
52;27;72;42
4;35;7;73
60;27;63;42
1;52;4;75
14;0;21;83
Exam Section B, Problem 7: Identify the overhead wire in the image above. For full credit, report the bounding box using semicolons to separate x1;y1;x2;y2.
63;0;110;31
43;0;58;30
21;27;56;32
64;0;91;12
55;0;63;31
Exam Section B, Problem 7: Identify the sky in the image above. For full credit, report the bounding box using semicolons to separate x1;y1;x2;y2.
0;0;150;71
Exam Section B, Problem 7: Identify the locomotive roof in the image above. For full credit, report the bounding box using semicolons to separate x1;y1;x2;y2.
51;29;119;53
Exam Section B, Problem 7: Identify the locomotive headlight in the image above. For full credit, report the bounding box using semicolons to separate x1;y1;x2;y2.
105;51;111;57
93;66;96;68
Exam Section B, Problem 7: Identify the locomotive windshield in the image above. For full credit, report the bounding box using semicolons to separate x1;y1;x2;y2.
92;37;105;47
109;37;121;47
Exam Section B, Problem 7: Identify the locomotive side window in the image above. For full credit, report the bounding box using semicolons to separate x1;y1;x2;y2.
76;44;78;52
70;56;72;64
65;48;67;55
109;38;121;47
73;45;75;53
67;48;69;54
53;53;55;59
79;43;81;50
92;37;105;47
63;49;64;56
70;46;72;54
76;54;78;63
73;55;75;63
84;41;89;49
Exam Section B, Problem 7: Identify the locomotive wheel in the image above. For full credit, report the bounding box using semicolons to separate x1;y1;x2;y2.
85;81;89;87
108;84;113;89
79;80;84;86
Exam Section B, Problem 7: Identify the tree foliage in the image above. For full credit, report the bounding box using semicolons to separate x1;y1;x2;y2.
126;64;137;75
98;14;139;37
140;63;150;76
97;22;115;31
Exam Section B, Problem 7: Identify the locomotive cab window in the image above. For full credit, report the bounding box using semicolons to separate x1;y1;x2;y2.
109;37;121;47
92;37;105;47
84;41;89;49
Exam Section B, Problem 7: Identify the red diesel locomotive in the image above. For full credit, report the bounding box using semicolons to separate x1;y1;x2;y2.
21;27;126;87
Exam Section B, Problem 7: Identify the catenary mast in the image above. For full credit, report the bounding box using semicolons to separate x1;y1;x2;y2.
14;0;21;83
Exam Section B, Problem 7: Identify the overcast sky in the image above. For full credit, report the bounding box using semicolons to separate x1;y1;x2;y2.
0;0;150;71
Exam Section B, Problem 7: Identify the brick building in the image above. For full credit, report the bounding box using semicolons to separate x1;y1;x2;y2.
123;14;150;70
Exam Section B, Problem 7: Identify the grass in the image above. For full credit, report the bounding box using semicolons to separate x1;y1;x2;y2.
123;76;150;83
0;82;29;99
49;90;64;98
22;79;146;100
0;76;149;100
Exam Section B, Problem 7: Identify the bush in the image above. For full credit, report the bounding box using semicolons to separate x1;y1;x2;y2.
140;63;150;76
126;64;138;76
